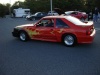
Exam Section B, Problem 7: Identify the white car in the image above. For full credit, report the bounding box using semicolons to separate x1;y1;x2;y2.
48;11;58;16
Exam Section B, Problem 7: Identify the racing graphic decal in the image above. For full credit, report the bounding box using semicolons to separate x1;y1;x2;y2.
58;29;64;33
24;27;40;38
50;31;55;35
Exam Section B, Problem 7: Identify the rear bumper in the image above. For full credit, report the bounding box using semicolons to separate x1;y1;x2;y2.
78;29;96;43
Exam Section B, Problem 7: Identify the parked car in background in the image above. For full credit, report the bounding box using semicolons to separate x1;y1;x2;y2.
22;14;30;18
12;15;96;47
48;11;59;16
26;12;47;20
65;11;88;21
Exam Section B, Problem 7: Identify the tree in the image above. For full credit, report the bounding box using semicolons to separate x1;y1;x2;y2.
24;0;50;13
24;0;35;13
11;1;26;13
0;3;6;17
5;3;11;15
9;0;100;14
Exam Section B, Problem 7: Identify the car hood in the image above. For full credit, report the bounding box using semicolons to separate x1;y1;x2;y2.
15;23;35;29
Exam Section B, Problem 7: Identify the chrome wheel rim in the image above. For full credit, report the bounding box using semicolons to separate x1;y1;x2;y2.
64;35;74;46
20;33;26;41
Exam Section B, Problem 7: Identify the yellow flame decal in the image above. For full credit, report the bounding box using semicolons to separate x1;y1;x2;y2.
31;30;40;35
50;31;54;34
58;29;64;33
24;27;40;37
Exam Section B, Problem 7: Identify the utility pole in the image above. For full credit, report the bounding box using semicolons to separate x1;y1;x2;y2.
50;0;53;15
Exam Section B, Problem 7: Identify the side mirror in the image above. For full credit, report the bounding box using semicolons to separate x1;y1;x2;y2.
36;23;43;27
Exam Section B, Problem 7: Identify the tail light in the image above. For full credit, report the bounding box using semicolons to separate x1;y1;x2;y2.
86;26;94;35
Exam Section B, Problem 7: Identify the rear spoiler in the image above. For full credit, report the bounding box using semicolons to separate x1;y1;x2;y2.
85;21;93;25
80;21;93;26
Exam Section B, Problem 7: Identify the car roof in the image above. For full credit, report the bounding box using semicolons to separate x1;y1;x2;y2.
43;15;93;26
43;15;68;19
65;11;79;12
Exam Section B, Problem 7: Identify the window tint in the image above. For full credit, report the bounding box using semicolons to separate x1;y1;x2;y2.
56;19;69;28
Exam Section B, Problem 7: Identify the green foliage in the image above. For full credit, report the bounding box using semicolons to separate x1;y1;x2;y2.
0;3;7;17
24;0;50;13
11;1;26;12
0;0;100;16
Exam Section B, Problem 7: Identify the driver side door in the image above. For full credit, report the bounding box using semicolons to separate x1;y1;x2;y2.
32;19;57;41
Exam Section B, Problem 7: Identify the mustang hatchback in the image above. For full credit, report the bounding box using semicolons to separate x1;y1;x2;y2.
12;16;96;46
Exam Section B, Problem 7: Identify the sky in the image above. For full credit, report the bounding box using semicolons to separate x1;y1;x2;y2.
0;0;25;5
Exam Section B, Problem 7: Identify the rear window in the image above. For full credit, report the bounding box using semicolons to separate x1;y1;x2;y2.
65;16;86;25
65;16;93;26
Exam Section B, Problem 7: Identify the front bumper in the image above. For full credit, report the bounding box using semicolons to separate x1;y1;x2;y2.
12;28;19;37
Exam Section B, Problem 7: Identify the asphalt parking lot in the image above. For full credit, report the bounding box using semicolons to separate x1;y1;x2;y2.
0;17;100;75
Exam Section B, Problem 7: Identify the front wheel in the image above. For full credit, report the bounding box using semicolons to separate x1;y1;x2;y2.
19;31;29;41
62;35;77;47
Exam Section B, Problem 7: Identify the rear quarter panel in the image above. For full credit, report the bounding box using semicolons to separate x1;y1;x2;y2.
55;18;80;42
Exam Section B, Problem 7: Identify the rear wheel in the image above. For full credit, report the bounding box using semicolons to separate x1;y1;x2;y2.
19;31;29;41
62;34;77;47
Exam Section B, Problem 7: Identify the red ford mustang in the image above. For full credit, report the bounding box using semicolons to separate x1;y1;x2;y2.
12;16;96;46
65;11;88;21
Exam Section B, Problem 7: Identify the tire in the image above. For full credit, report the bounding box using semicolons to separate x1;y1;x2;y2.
62;34;77;47
19;31;29;41
32;18;35;20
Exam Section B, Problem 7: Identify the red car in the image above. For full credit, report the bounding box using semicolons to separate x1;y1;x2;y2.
12;16;96;46
65;11;88;21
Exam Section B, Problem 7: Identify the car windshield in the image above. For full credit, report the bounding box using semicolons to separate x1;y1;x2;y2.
65;11;73;15
34;12;40;16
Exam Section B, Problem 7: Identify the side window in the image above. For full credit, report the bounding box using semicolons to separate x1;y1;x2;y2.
45;19;54;27
56;19;69;28
37;13;41;16
36;20;48;27
36;19;54;27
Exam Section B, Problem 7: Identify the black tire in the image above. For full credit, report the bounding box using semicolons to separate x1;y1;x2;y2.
19;31;29;42
27;18;32;21
62;34;77;47
29;18;33;21
32;18;35;20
